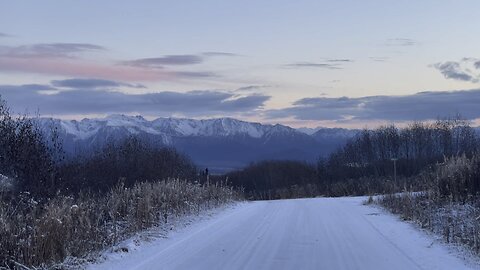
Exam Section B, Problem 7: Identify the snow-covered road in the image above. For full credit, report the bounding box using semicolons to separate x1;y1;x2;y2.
90;197;475;270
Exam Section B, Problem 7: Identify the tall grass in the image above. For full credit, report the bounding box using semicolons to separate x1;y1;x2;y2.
377;154;480;254
0;179;241;269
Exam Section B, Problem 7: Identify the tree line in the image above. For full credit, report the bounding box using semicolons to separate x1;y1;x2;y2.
58;138;198;194
225;118;479;199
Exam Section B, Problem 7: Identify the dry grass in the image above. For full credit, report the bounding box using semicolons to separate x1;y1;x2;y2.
377;155;480;254
379;192;480;253
0;179;241;269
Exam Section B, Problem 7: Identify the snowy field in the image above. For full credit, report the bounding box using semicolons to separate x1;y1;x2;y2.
89;197;477;270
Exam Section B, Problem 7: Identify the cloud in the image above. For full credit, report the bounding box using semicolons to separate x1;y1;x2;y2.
175;71;217;78
0;44;219;81
0;84;55;92
265;89;480;122
433;62;474;82
0;32;12;38
0;56;178;81
0;42;224;81
51;78;145;89
0;43;105;58
285;62;342;69
202;52;239;57
369;56;389;62
325;59;353;63
385;38;418;46
0;43;171;81
235;85;272;92
124;55;203;68
0;84;270;116
433;58;480;83
123;52;238;68
285;59;353;69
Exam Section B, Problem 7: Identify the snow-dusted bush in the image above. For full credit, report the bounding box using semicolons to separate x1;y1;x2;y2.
379;192;480;253
0;97;61;198
0;179;241;269
0;173;15;193
432;155;480;201
378;154;480;254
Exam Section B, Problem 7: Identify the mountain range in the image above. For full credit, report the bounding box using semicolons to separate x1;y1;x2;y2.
38;115;359;173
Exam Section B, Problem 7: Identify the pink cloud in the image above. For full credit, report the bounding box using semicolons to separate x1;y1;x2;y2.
0;43;218;82
0;56;174;81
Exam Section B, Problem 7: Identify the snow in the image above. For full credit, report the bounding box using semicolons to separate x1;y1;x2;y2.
40;115;360;143
0;173;14;191
60;120;101;140
88;197;476;270
103;115;162;135
152;117;267;138
46;116;275;139
103;115;147;127
296;127;322;135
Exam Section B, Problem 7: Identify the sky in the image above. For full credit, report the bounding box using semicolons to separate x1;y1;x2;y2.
1;0;480;128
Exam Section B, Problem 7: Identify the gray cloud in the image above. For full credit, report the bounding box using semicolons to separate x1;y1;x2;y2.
0;84;269;116
385;38;418;46
124;52;238;69
285;62;342;69
286;59;353;69
0;43;105;58
0;32;11;38
0;84;55;92
434;62;474;82
475;61;480;69
433;58;480;83
175;71;217;78
51;78;145;89
325;59;353;63
266;89;480;122
124;55;203;68
202;52;239;57
235;85;272;92
369;56;389;62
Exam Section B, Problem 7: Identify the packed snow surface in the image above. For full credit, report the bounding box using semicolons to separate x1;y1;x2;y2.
89;197;475;270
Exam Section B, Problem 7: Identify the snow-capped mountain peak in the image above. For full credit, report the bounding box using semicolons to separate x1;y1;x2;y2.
38;115;359;142
36;115;358;173
38;115;306;141
152;117;268;138
296;127;323;135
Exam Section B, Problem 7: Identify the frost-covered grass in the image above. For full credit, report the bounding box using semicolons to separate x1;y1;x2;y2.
0;179;242;269
377;155;480;255
378;193;480;252
0;174;14;193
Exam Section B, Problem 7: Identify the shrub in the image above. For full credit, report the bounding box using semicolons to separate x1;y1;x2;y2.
0;179;241;269
58;137;197;194
377;154;480;254
0;97;59;198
